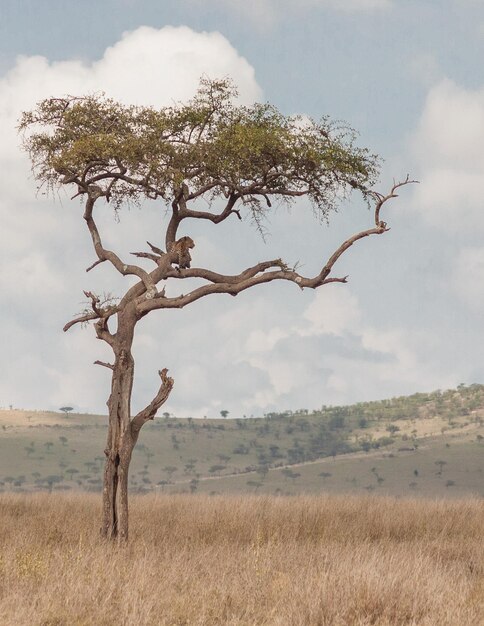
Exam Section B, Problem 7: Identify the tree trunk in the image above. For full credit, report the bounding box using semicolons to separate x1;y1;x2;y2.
101;429;135;539
117;442;135;541
101;316;136;540
99;310;173;542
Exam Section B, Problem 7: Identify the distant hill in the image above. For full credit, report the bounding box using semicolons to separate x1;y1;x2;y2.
1;384;483;498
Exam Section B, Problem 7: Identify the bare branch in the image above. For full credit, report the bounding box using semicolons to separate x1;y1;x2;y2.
316;225;386;285
64;291;119;336
86;258;105;273
83;290;102;316
130;240;167;265
372;175;418;227
94;360;114;370
93;318;115;347
130;251;161;264
130;368;174;436
180;193;239;225
83;191;157;295
318;177;418;280
185;181;224;201
147;241;165;256
137;270;309;314
63;312;99;332
137;178;416;315
322;276;349;284
162;259;289;285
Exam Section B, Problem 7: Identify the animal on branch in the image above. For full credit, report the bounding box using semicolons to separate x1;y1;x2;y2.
170;236;195;269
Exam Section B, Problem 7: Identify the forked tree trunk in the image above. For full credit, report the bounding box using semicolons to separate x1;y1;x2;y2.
100;312;137;541
100;312;173;541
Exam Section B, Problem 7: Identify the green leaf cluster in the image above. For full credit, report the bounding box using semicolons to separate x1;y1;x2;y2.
19;78;379;218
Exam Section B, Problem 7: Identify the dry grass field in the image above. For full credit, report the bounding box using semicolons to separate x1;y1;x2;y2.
0;493;483;625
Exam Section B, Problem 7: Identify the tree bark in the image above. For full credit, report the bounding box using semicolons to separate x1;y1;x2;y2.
101;312;136;540
99;309;173;541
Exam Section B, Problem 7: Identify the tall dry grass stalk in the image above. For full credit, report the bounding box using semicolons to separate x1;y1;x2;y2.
0;492;482;625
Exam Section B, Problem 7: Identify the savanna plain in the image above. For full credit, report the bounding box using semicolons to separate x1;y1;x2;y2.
0;492;483;626
1;386;484;625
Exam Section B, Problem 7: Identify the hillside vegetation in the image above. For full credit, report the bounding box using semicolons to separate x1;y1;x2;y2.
0;384;483;497
0;492;482;625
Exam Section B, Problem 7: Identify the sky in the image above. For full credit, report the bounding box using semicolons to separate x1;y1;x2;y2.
1;0;484;418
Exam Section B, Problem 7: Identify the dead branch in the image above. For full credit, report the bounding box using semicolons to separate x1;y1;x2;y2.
373;175;418;227
130;369;174;436
83;290;102;316
162;259;289;284
130;251;161;264
63;312;99;332
64;293;119;333
147;241;165;256
94;360;114;370
83;192;157;294
137;178;417;315
180;193;239;225
86;258;105;273
322;276;349;284
318;177;418;280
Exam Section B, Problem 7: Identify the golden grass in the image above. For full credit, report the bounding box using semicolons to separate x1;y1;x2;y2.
0;493;482;625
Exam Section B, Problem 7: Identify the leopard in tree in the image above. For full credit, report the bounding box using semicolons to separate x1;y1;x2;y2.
170;236;195;269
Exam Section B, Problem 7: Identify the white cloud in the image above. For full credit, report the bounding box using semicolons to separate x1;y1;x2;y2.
2;26;260;110
413;79;484;172
92;26;260;106
0;25;260;192
246;328;289;353
0;26;262;413
410;79;484;232
414;169;484;230
0;26;477;420
303;287;361;336
194;285;451;414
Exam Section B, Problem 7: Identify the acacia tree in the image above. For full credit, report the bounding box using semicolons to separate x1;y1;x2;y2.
20;78;414;541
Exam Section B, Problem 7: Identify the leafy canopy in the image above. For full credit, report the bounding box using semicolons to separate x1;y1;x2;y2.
19;78;379;218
